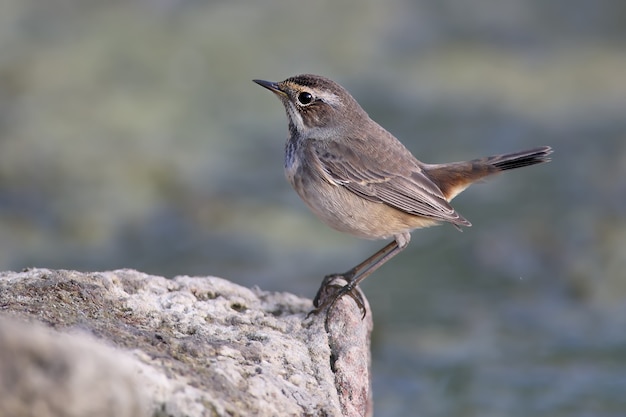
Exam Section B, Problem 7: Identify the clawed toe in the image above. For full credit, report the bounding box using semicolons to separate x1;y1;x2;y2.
309;280;368;326
313;272;351;307
307;283;342;319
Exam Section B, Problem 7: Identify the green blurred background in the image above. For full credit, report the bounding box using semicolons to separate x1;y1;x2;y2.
1;0;625;415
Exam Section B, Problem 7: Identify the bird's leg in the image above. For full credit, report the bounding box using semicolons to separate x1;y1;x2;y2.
310;233;411;323
312;240;398;311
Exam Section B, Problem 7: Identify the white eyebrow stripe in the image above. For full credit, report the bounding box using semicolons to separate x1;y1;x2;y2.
316;90;342;107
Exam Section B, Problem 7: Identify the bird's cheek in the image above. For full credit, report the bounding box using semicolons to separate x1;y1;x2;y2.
310;106;334;128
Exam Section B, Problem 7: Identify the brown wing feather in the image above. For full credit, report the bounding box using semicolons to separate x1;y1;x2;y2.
311;138;470;226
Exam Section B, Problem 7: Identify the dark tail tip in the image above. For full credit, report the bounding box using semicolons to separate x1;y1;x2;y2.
492;146;553;171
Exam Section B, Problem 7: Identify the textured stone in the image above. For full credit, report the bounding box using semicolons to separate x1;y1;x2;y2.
0;269;372;417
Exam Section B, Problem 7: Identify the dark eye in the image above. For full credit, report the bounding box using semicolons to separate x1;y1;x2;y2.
297;92;313;105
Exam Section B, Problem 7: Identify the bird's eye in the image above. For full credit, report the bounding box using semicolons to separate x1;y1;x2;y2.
297;92;313;105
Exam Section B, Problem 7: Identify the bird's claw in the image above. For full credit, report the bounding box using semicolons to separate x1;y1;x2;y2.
308;274;367;328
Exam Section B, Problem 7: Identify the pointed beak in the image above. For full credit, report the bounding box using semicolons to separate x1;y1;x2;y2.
253;79;287;97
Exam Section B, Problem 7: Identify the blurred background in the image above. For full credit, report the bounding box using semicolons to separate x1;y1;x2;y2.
1;0;625;415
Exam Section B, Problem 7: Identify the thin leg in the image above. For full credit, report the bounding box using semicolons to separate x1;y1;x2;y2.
309;232;411;325
312;239;398;309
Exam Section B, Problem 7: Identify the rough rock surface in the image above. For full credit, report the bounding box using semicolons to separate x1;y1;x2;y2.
0;268;373;417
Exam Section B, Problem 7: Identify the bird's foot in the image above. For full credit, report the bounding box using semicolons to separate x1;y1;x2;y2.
312;271;355;307
307;272;367;328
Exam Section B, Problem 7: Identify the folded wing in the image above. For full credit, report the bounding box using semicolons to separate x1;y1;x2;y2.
310;138;471;227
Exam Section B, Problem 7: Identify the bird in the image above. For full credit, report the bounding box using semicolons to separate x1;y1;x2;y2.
253;74;552;322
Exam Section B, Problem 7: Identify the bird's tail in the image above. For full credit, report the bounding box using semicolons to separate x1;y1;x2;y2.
484;146;553;171
423;146;552;201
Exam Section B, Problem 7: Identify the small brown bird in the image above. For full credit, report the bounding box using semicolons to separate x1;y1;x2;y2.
254;74;552;321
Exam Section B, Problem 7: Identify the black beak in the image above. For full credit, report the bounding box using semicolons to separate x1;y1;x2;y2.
253;79;287;97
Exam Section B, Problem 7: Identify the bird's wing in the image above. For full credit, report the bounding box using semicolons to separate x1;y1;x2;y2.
310;138;470;226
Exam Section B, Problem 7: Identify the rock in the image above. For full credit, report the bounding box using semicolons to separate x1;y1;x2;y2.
0;269;373;417
0;316;148;417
